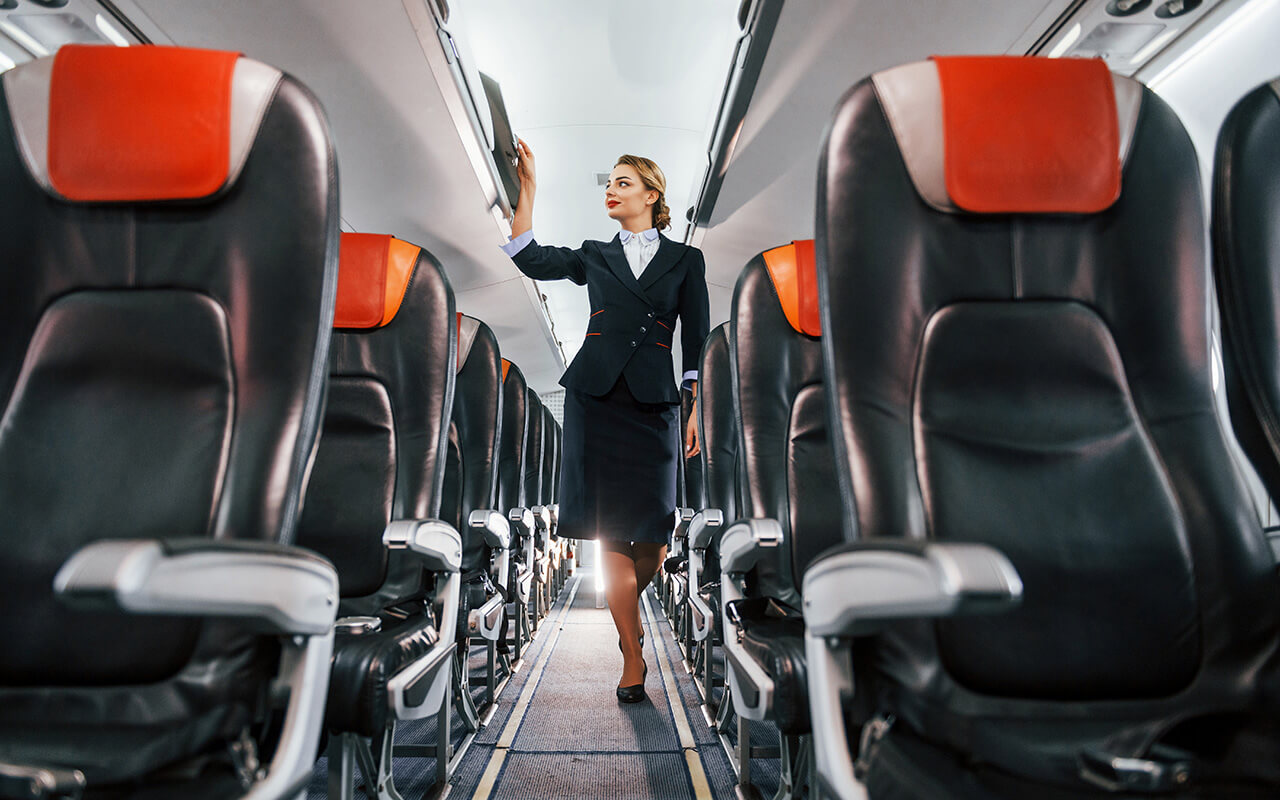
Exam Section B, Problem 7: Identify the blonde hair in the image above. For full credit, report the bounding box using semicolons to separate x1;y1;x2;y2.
615;154;671;231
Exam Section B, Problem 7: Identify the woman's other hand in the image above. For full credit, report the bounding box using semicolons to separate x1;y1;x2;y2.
685;399;700;458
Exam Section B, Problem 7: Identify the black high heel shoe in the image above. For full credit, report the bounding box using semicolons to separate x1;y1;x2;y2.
616;665;648;704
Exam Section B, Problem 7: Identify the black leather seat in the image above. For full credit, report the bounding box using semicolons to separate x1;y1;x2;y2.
439;313;512;726
716;239;842;799
806;56;1279;799
1213;80;1280;502
0;44;340;798
497;359;536;660
687;322;740;704
523;392;547;625
295;232;461;798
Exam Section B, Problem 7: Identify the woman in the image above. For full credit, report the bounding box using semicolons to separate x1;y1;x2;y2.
500;140;709;703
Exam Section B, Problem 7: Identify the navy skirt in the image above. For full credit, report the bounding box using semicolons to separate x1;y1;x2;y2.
557;377;679;544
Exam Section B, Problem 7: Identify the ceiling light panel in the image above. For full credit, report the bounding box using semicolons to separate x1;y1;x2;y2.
1039;0;1224;74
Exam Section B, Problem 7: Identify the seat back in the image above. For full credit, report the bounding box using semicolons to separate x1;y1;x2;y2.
297;233;455;613
819;56;1277;779
541;403;558;508
732;240;842;608
0;44;337;782
497;359;530;513
1213;80;1280;499
699;323;741;525
441;313;504;574
524;392;545;513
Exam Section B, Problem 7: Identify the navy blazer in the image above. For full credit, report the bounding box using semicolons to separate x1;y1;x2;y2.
511;233;710;405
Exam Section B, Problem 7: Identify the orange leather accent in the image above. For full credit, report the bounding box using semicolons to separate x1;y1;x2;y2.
932;56;1120;214
381;238;420;325
794;239;820;336
456;312;463;369
762;240;821;337
502;359;512;381
336;233;390;329
49;45;240;202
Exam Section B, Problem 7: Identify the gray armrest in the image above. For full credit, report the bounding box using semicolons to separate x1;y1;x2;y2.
383;520;462;574
508;507;534;539
54;539;338;635
672;507;695;541
531;505;552;534
802;541;1022;638
719;518;783;575
469;509;511;590
803;541;1021;800
469;509;511;550
689;509;724;551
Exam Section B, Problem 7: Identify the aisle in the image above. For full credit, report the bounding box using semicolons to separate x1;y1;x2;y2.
307;570;740;799
452;570;738;800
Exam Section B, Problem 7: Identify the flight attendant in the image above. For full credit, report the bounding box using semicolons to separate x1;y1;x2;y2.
501;140;709;703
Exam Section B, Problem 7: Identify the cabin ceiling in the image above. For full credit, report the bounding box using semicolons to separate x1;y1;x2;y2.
116;0;1152;391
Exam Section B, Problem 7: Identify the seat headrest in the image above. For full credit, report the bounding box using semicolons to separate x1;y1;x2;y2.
871;56;1142;214
457;313;481;372
762;240;821;337
335;233;421;329
3;44;283;203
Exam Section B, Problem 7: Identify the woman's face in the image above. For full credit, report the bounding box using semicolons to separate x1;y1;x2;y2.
605;165;657;226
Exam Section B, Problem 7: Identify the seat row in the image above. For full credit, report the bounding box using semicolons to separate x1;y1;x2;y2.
0;44;570;800
661;61;1280;800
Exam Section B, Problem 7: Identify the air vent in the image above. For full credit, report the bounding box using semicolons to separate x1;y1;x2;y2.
596;172;610;186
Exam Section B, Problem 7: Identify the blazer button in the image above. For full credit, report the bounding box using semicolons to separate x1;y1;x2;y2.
647;311;654;318
630;340;637;347
640;326;647;333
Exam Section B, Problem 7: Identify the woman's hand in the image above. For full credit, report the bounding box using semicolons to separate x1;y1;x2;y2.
516;138;536;194
511;138;536;239
685;397;700;459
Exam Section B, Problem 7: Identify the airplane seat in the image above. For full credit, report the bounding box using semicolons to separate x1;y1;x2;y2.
523;392;547;625
534;404;558;609
718;239;842;798
683;385;707;512
497;359;536;658
441;313;511;722
809;56;1280;799
0;44;340;797
1212;80;1280;501
296;232;459;797
686;322;740;703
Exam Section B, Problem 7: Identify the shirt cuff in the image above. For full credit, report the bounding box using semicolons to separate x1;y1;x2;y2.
681;371;698;391
500;229;534;257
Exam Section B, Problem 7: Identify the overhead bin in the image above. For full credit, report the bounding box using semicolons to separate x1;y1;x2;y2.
481;71;521;214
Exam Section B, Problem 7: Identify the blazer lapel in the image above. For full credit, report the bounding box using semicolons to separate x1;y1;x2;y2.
603;235;650;303
638;235;686;290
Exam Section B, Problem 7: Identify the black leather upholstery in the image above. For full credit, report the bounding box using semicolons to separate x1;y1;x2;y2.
524;393;545;514
818;69;1280;791
697;322;739;588
443;317;504;574
735;599;809;735
0;62;337;784
326;616;439;738
732;253;842;606
541;404;558;510
497;362;530;514
298;246;456;615
1214;81;1280;501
